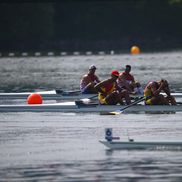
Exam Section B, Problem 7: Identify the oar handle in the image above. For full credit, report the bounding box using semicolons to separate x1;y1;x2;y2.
75;94;98;107
88;94;98;100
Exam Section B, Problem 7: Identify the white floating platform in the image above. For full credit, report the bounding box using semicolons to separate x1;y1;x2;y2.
100;140;182;150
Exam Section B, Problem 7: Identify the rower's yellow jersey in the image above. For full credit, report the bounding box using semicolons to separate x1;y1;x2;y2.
144;85;153;105
144;89;152;97
98;82;116;104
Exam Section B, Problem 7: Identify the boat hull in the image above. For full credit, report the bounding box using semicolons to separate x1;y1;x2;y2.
0;102;182;112
0;90;95;100
0;90;181;100
100;140;182;149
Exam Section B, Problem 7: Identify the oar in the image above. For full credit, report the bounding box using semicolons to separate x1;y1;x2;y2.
102;97;145;115
176;102;182;105
55;89;81;95
75;94;98;106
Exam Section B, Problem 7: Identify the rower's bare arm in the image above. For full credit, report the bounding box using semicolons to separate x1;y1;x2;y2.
81;75;94;85
115;83;122;92
81;75;87;82
80;76;87;85
152;82;165;96
162;80;171;96
94;80;108;94
96;76;101;83
151;86;159;96
163;86;171;96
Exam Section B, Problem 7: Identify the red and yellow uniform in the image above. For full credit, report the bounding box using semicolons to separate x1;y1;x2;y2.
144;81;157;105
98;82;116;104
122;72;135;83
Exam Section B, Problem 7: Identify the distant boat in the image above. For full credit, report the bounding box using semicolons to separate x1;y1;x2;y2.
0;89;94;100
0;89;181;100
100;128;182;150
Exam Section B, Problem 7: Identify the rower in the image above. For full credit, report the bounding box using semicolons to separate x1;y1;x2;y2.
94;70;131;105
117;65;143;94
144;79;176;105
80;65;100;94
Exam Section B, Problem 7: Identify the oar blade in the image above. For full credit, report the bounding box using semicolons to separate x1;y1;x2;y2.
100;112;116;115
100;97;145;115
109;111;122;115
100;110;123;115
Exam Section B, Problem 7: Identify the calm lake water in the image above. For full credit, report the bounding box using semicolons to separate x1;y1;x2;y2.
0;51;182;181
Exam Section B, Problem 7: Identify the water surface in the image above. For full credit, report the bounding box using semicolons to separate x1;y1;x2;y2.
0;52;182;181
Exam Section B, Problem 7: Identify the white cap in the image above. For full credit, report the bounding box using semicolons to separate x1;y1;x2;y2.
89;65;96;70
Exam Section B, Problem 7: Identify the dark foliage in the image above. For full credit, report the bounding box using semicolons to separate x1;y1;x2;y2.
0;0;182;52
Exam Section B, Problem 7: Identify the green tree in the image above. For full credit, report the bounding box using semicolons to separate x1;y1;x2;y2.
0;3;55;50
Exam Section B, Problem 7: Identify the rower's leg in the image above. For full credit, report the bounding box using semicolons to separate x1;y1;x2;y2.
166;96;177;105
158;95;169;105
119;90;131;105
105;91;119;105
136;82;144;94
129;82;135;92
170;96;177;105
149;95;168;105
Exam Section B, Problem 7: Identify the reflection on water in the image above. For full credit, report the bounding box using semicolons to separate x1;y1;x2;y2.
1;154;182;182
0;112;182;181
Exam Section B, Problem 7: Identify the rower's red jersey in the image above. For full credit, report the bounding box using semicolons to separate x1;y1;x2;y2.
122;72;134;82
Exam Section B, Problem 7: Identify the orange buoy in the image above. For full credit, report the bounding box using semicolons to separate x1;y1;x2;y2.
27;93;43;104
130;46;140;54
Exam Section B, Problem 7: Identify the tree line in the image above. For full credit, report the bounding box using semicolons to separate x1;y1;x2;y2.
0;0;182;52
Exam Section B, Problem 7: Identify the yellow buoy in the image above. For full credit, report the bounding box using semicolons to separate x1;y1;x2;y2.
130;46;140;54
27;93;43;104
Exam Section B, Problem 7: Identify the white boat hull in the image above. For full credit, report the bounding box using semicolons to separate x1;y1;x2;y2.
0;90;181;100
0;102;182;112
0;90;95;100
100;140;182;149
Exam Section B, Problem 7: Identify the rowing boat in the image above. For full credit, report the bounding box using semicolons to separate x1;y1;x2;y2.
0;101;181;112
100;128;182;149
0;89;182;100
99;140;182;150
0;90;95;100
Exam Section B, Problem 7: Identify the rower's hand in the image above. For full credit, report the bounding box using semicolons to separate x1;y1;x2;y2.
129;91;137;95
90;82;95;86
101;92;107;97
166;95;172;99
